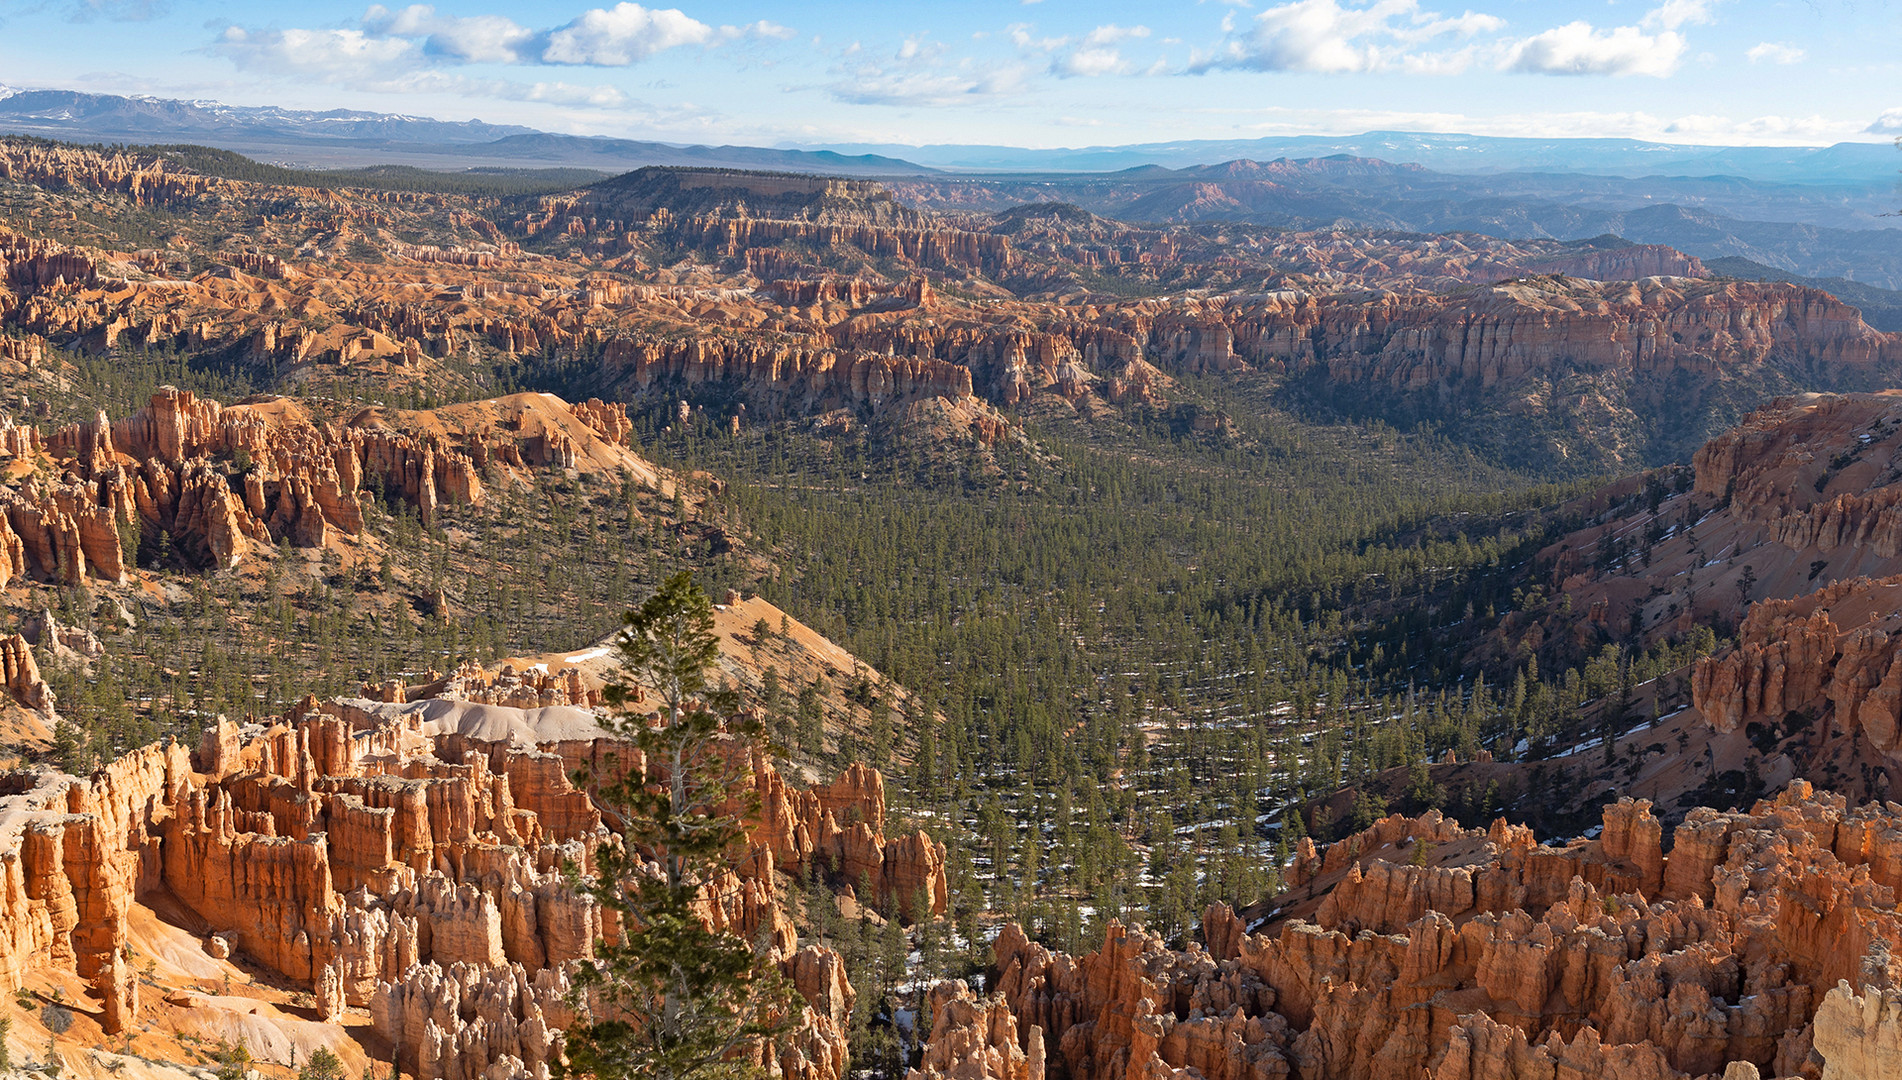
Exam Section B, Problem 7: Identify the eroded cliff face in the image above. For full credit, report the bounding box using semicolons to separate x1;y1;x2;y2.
919;789;1902;1080
1690;575;1902;785
0;673;945;1080
1471;392;1902;682
0;387;654;582
3;140;1886;461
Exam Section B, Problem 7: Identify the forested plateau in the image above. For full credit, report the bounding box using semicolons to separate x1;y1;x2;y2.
0;137;1896;1080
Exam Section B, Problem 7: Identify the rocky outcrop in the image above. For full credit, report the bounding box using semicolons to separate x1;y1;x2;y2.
907;981;1038;1080
602;334;978;414
0;663;948;1079
1471;391;1902;681
1505;244;1708;284
1691;575;1902;761
1813;981;1902;1080
927;789;1902;1080
0;631;54;713
568;398;631;446
0;141;216;210
754;759;949;922
0;387;661;579
366;659;602;710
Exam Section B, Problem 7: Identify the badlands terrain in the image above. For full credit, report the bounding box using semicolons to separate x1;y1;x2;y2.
0;135;1899;1079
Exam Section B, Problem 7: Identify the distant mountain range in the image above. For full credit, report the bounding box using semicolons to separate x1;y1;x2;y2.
815;131;1902;184
6;87;1900;186
0;87;536;144
0;88;928;176
885;156;1902;287
2;86;1898;287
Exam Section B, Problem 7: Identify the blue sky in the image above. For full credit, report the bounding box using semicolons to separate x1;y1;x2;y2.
0;0;1895;148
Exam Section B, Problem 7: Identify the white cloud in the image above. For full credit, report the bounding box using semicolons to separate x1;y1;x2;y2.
1084;24;1151;46
1745;41;1804;65
827;65;1029;106
1046;24;1153;77
217;26;419;75
725;20;795;41
1501;0;1727;77
1868;109;1902;135
1008;24;1065;51
363;5;535;63
1058;47;1131;77
542;3;714;65
1504;21;1685;76
1642;0;1720;31
1197;0;1504;75
828;34;1027;105
223;3;772;78
214;23;629;108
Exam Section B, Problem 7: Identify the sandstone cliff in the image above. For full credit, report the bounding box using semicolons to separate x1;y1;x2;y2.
1476;392;1902;684
6;140;1883;461
0;387;663;582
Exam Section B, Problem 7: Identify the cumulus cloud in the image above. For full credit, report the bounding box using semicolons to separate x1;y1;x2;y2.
217;26;419;76
1057;47;1130;77
221;2;785;83
1869;109;1902;135
1046;24;1152;77
1083;24;1152;46
214;21;631;109
363;5;536;63
1188;0;1723;79
1196;0;1504;75
724;20;795;41
1745;41;1804;65
542;3;714;65
1499;0;1728;77
1503;22;1685;76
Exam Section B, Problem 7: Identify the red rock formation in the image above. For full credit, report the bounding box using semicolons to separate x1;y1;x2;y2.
1475;392;1902;681
1812;981;1902;1080
1691;575;1902;762
0;663;950;1079
0;142;216;210
1504;244;1708;284
928;790;1902;1080
0;387;663;578
908;980;1038;1080
0;631;54;713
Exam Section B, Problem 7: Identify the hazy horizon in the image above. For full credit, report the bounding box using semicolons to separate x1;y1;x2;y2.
0;0;1892;153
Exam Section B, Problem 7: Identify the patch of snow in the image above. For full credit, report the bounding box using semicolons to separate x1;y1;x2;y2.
564;646;611;664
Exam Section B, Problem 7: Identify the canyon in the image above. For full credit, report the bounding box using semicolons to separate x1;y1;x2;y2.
6;133;1902;1080
2;141;1891;468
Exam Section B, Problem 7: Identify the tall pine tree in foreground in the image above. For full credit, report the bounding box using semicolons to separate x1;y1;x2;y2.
561;572;793;1080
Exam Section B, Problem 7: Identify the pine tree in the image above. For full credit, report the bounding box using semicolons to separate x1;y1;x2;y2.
299;1047;346;1080
560;572;793;1080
